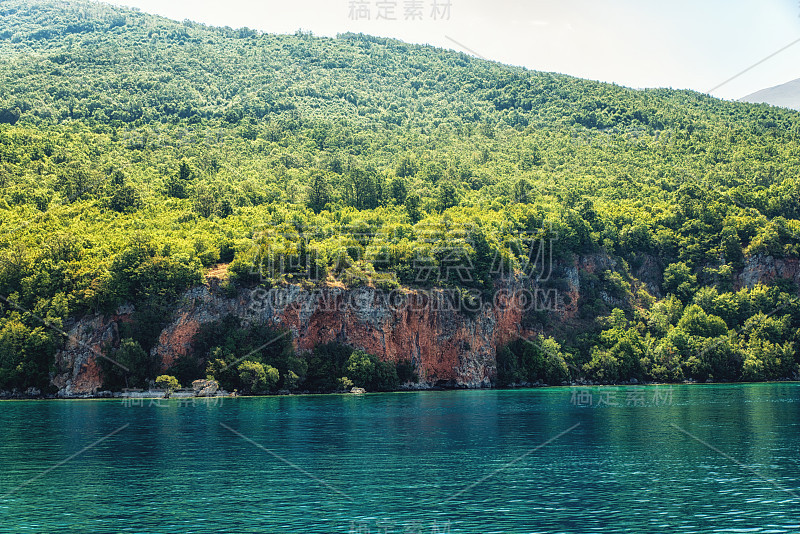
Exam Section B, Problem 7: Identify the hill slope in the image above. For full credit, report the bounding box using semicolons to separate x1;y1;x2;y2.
1;0;799;395
740;78;800;111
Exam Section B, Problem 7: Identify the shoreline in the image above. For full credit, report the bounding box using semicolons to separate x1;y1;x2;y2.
2;379;798;400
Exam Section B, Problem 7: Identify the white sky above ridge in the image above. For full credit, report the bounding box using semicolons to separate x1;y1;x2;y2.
101;0;800;102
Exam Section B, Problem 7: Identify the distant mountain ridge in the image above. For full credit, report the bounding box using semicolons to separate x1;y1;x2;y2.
740;78;800;111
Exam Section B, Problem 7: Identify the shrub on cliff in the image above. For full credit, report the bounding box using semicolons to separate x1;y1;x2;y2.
396;360;418;383
100;338;158;390
181;315;294;390
497;336;570;386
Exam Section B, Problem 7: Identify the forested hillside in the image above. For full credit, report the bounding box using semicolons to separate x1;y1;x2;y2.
1;0;799;394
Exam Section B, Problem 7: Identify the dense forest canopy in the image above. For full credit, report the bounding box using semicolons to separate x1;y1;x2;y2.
0;0;799;393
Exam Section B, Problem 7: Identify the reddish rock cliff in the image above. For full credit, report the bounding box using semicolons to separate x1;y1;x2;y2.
52;281;561;395
52;306;132;396
151;284;540;388
738;254;800;289
47;252;800;396
62;250;776;396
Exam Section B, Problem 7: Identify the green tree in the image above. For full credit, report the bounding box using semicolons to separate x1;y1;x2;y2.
584;309;645;382
513;178;531;204
345;350;375;388
109;184;142;212
193;184;218;218
404;192;422;223
663;262;698;303
307;170;331;213
100;338;156;390
155;374;180;395
178;160;193;181
677;304;728;338
389;177;408;204
437;182;459;211
395;154;418;178
0;107;21;125
0;320;55;391
237;360;276;394
496;336;570;386
344;349;398;391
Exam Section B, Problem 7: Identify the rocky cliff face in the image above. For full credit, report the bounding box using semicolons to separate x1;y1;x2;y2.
53;279;568;396
51;306;132;397
738;254;800;289
51;252;799;396
151;284;534;389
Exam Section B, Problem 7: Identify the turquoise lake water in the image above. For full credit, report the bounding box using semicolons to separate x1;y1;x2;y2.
0;383;798;533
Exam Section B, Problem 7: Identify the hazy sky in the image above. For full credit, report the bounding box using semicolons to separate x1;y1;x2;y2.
103;0;800;101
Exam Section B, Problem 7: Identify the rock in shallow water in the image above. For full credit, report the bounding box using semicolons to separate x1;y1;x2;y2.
192;379;219;397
